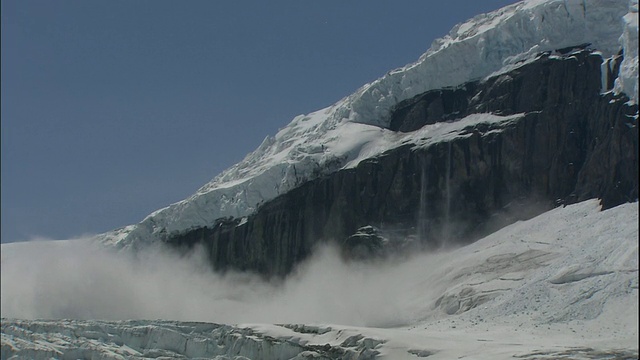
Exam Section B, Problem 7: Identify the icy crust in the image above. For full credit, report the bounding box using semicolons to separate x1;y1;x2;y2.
1;319;381;360
348;0;626;127
99;0;633;248
614;0;639;103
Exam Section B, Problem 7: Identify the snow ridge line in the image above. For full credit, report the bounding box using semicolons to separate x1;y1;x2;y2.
99;0;636;249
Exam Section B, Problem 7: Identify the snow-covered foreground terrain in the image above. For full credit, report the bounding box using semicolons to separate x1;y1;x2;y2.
2;200;638;359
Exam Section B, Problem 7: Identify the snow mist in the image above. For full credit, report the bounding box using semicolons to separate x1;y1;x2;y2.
0;238;439;327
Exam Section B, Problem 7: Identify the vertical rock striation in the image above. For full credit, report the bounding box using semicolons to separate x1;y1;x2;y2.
166;48;638;277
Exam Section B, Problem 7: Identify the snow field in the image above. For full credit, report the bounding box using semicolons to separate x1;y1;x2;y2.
2;200;638;359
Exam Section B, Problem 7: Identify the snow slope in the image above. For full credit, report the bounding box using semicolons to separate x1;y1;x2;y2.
98;0;638;249
3;200;638;359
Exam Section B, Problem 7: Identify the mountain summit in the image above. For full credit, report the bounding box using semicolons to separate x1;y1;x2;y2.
3;1;638;358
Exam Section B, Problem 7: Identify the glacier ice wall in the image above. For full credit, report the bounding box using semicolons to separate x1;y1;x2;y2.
614;0;639;103
99;0;636;249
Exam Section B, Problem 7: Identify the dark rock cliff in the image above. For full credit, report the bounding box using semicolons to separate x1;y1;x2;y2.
167;48;638;277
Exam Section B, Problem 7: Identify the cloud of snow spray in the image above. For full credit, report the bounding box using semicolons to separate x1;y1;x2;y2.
1;200;639;336
0;237;446;327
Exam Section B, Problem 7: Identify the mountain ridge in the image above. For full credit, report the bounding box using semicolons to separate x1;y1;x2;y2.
98;0;638;257
161;47;637;276
3;2;638;358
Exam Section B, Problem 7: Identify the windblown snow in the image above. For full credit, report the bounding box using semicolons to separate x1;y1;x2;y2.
98;0;639;249
2;1;638;359
2;200;638;359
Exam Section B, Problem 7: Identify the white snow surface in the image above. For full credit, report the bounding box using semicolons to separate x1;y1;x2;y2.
99;0;637;249
614;0;639;103
3;200;638;359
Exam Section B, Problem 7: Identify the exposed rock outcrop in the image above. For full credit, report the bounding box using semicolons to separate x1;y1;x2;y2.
166;48;638;277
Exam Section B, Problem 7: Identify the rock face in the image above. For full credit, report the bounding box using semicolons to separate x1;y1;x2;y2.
165;48;638;277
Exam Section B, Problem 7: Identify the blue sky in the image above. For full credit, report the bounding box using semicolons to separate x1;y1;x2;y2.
1;0;517;243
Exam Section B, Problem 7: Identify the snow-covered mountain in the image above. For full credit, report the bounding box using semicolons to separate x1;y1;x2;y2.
2;1;639;359
98;0;639;252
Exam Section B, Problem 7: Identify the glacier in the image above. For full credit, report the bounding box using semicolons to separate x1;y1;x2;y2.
2;1;638;359
98;0;639;249
3;200;638;359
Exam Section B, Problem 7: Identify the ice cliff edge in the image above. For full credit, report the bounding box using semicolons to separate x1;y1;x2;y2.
98;0;638;250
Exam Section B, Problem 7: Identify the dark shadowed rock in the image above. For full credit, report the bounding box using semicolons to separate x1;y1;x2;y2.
164;48;638;277
341;225;416;261
342;226;389;261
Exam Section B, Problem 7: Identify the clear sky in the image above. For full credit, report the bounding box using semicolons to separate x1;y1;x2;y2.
1;0;517;243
